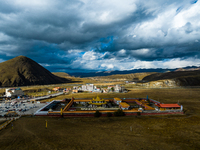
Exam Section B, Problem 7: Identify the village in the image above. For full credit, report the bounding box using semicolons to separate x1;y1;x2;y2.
64;84;127;93
0;86;183;118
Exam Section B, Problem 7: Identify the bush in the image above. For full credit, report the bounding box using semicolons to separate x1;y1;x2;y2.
114;109;124;117
94;110;101;117
137;112;141;116
106;112;112;117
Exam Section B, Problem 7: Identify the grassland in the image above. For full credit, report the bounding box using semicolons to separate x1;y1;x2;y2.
0;88;200;150
91;72;154;80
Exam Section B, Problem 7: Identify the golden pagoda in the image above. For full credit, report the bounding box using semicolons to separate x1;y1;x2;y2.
89;96;107;107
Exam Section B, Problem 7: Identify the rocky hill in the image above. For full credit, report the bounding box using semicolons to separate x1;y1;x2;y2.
0;56;70;87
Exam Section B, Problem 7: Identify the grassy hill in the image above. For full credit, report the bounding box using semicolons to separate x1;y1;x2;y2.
93;73;154;80
143;70;200;86
0;56;70;87
52;72;71;78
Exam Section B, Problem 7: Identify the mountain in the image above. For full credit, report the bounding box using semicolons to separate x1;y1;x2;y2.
0;56;70;87
89;73;154;80
69;66;200;78
142;70;200;86
175;67;200;72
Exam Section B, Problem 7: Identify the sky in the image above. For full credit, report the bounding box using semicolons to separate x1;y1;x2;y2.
0;0;200;73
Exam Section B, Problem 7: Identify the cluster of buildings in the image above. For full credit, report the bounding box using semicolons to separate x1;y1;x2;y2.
72;84;126;93
5;88;24;98
52;87;61;91
35;96;183;117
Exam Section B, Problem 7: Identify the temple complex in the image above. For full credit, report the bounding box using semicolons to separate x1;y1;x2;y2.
35;96;183;117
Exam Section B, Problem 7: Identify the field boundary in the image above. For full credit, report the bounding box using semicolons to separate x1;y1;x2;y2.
0;116;20;131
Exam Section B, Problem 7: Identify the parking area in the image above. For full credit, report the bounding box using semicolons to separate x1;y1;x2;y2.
0;101;46;117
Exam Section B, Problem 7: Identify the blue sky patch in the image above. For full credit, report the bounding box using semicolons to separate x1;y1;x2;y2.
190;0;198;4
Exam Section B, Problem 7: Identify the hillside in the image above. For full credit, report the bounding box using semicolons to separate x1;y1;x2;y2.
143;70;200;86
0;56;70;87
90;73;155;80
52;72;71;78
175;67;200;72
69;68;176;77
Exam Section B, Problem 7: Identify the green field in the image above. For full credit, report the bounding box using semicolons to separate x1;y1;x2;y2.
0;88;200;150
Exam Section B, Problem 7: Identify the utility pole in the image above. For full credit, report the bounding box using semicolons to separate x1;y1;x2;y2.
45;120;47;129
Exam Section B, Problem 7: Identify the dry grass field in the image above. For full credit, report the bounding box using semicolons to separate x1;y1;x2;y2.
91;72;155;80
0;88;200;150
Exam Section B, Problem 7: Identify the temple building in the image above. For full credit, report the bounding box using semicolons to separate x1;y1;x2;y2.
156;104;181;111
114;98;122;105
119;102;130;110
88;96;107;108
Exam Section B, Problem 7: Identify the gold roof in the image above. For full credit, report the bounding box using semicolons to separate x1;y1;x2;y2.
93;96;104;101
89;96;107;105
119;102;130;108
114;98;121;101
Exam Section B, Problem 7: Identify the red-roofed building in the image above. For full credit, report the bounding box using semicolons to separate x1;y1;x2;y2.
156;104;181;111
53;87;61;91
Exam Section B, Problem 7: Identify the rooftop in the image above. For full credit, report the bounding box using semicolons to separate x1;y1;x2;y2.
157;104;181;108
114;98;121;101
119;102;130;108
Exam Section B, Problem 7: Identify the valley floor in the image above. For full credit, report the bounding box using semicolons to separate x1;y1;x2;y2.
0;88;200;150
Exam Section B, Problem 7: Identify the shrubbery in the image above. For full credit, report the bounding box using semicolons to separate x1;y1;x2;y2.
94;110;101;117
137;112;141;116
106;112;112;117
114;109;124;117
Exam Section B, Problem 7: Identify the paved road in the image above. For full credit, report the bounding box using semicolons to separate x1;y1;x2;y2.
28;92;64;101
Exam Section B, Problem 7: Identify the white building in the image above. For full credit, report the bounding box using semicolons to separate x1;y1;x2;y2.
5;88;24;98
81;84;95;92
93;88;101;93
108;85;123;93
115;85;121;93
82;85;87;91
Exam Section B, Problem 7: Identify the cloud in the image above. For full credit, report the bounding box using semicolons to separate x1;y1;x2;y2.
0;0;199;72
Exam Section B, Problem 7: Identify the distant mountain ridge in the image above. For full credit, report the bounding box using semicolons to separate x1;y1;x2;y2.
0;56;69;87
175;67;200;72
69;68;175;77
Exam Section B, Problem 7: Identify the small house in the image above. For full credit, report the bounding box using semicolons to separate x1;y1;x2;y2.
119;102;130;110
53;87;61;91
114;98;122;105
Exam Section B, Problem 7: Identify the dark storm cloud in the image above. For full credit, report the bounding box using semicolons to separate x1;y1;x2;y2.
0;0;200;71
0;0;155;46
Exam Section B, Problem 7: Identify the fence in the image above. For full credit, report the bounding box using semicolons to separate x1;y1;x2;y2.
0;116;20;131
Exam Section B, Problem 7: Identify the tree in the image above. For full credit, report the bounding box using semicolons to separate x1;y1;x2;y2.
114;109;124;117
106;112;112;117
94;110;101;117
137;112;141;116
